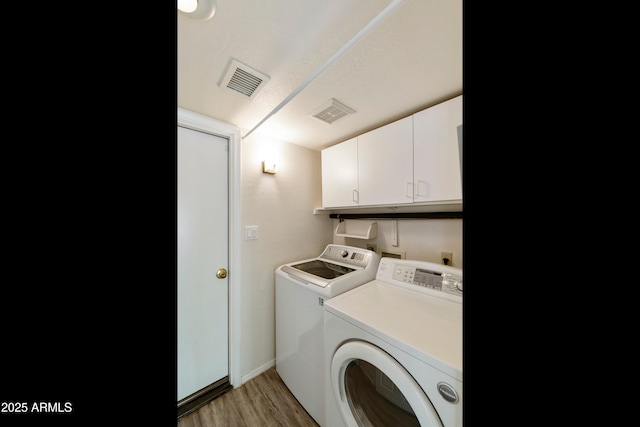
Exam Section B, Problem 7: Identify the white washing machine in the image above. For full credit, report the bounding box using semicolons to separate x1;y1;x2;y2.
276;244;380;427
324;257;463;427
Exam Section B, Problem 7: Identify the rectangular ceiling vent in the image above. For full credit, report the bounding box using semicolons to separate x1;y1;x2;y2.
310;99;356;124
219;58;270;100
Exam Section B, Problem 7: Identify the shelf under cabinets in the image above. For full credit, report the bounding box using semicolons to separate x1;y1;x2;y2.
334;221;378;239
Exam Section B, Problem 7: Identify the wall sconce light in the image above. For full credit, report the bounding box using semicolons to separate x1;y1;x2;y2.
263;160;277;174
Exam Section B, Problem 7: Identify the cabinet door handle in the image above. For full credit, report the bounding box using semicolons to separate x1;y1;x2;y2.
352;190;359;203
406;182;414;199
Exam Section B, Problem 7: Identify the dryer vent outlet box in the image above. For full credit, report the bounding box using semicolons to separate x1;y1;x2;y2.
379;249;405;259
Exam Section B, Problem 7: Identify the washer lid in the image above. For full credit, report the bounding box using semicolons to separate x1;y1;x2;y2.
324;280;462;380
287;259;356;279
280;261;359;288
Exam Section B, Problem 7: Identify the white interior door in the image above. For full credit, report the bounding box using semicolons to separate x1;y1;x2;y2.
177;126;229;401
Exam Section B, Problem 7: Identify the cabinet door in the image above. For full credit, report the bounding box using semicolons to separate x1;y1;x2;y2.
358;116;414;206
321;137;359;207
413;95;462;203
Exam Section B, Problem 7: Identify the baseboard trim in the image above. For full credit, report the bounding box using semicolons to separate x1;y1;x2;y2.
241;359;275;385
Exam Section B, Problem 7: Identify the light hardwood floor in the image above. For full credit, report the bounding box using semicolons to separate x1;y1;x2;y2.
178;368;320;427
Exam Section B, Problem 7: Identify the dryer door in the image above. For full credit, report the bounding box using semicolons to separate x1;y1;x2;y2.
331;340;443;427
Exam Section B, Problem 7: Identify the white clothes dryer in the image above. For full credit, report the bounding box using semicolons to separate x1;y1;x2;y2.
276;244;380;426
324;257;463;427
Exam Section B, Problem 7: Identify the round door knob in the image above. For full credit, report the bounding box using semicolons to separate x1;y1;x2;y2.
216;268;227;279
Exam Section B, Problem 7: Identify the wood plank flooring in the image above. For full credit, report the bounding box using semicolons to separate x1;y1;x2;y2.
178;368;320;427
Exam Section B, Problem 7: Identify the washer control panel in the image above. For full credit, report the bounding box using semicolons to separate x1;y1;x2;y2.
378;258;462;298
320;244;377;268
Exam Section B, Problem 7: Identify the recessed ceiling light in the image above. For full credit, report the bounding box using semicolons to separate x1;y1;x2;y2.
178;0;216;21
178;0;197;13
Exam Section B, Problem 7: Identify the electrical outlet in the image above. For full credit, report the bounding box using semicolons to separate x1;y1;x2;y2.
441;251;453;266
366;243;378;253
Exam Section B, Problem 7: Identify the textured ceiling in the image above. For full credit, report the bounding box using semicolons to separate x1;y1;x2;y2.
178;0;462;151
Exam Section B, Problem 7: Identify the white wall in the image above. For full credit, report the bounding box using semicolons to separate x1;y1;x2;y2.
332;218;463;267
240;132;333;382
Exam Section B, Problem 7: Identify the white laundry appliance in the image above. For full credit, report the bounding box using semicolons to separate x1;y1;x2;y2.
324;257;463;427
276;244;380;426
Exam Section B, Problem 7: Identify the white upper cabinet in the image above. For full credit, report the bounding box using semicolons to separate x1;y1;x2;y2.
321;95;462;209
321;137;359;208
413;95;462;203
357;116;414;206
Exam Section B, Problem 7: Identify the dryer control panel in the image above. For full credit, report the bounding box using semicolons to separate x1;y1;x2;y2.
377;258;462;299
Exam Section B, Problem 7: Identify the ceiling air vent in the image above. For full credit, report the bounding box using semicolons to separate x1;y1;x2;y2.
219;58;270;100
310;99;356;124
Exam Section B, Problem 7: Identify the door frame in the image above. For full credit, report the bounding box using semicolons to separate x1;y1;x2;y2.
178;107;242;388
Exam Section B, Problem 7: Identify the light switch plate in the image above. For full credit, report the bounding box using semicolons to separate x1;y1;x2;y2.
245;226;258;240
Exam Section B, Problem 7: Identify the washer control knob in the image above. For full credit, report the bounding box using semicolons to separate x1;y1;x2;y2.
340;250;349;257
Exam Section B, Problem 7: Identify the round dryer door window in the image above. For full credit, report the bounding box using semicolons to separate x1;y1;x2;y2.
331;341;443;427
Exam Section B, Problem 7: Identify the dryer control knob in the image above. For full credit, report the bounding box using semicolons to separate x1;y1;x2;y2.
340;250;348;257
